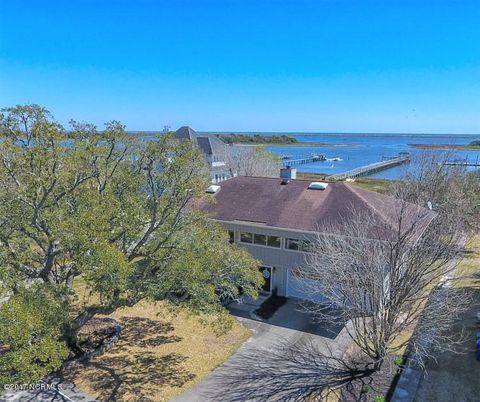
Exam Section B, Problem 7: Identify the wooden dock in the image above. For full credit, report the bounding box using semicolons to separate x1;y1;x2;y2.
441;162;480;167
281;155;326;167
439;159;480;167
327;156;410;180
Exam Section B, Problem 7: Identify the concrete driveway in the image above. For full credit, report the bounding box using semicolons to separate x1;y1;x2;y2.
173;298;351;402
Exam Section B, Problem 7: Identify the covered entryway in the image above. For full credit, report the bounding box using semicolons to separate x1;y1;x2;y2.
287;267;325;302
259;266;272;293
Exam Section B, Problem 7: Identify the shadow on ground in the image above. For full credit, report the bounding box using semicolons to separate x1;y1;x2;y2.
66;316;195;402
204;339;374;402
229;298;345;339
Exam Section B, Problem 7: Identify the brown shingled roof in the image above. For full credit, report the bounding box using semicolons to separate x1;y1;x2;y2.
197;176;435;240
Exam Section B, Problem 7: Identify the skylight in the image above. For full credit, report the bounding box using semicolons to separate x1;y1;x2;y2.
206;184;221;193
308;182;329;190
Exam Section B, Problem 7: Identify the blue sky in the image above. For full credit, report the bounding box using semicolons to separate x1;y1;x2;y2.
1;0;479;133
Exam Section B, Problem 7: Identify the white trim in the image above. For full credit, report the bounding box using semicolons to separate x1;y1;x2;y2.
243;241;282;250
286;265;290;297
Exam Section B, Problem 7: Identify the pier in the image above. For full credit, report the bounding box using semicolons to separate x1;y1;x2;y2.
281;154;326;167
327;155;410;180
438;156;480;167
441;161;480;167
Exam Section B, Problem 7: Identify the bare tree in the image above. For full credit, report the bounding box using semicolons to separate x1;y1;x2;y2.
391;150;480;233
301;163;471;369
224;145;279;177
208;339;377;402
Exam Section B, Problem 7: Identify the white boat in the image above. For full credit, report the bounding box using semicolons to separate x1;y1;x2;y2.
326;157;343;162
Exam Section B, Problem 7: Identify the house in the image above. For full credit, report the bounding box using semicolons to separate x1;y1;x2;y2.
174;126;232;183
198;169;434;302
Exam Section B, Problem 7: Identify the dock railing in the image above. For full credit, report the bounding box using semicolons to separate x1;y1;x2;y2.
281;154;326;167
327;156;410;180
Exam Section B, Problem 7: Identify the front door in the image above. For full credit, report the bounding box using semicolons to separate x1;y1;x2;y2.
260;267;272;293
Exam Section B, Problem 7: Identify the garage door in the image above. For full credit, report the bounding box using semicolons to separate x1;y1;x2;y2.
287;268;325;302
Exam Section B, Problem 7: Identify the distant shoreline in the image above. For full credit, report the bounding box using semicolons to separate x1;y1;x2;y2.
409;143;480;151
127;131;480;139
237;142;364;148
203;132;480;139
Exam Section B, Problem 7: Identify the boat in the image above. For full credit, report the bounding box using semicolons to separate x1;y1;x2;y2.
311;154;327;161
326;157;343;162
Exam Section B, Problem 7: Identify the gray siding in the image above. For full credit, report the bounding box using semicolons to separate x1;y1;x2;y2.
221;221;314;296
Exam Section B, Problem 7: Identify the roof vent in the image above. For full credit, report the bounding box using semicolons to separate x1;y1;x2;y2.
206;184;221;194
308;182;329;190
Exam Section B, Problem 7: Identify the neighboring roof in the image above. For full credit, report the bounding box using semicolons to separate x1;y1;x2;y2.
196;137;213;155
197;135;227;156
174;126;198;141
197;176;435;240
174;127;227;157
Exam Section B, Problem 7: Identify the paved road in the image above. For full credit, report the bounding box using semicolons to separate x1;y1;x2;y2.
173;299;351;402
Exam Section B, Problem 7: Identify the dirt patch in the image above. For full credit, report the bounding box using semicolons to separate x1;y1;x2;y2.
64;301;250;402
76;317;117;355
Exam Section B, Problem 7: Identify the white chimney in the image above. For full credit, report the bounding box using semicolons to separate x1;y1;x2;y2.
280;166;297;180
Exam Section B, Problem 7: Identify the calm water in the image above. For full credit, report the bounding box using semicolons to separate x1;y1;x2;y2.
264;133;480;179
138;131;480;180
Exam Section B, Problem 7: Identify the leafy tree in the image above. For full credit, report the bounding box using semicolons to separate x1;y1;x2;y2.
0;105;262;381
0;285;69;386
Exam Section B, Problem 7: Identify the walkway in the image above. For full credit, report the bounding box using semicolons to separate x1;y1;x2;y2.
173;299;352;402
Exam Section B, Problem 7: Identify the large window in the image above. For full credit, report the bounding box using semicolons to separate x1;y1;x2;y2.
300;240;314;253
286;238;299;250
254;233;267;246
267;235;281;248
240;232;253;244
286;238;314;252
240;232;281;248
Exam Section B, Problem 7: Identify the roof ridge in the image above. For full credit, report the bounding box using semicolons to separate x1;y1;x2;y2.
344;184;397;231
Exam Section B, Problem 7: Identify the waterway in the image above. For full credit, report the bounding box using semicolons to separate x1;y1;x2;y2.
264;133;480;179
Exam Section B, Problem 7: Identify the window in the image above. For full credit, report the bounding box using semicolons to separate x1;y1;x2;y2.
286;238;299;250
240;232;253;244
267;235;281;248
286;238;314;252
228;230;235;244
242;232;281;248
300;240;314;253
254;233;267;246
